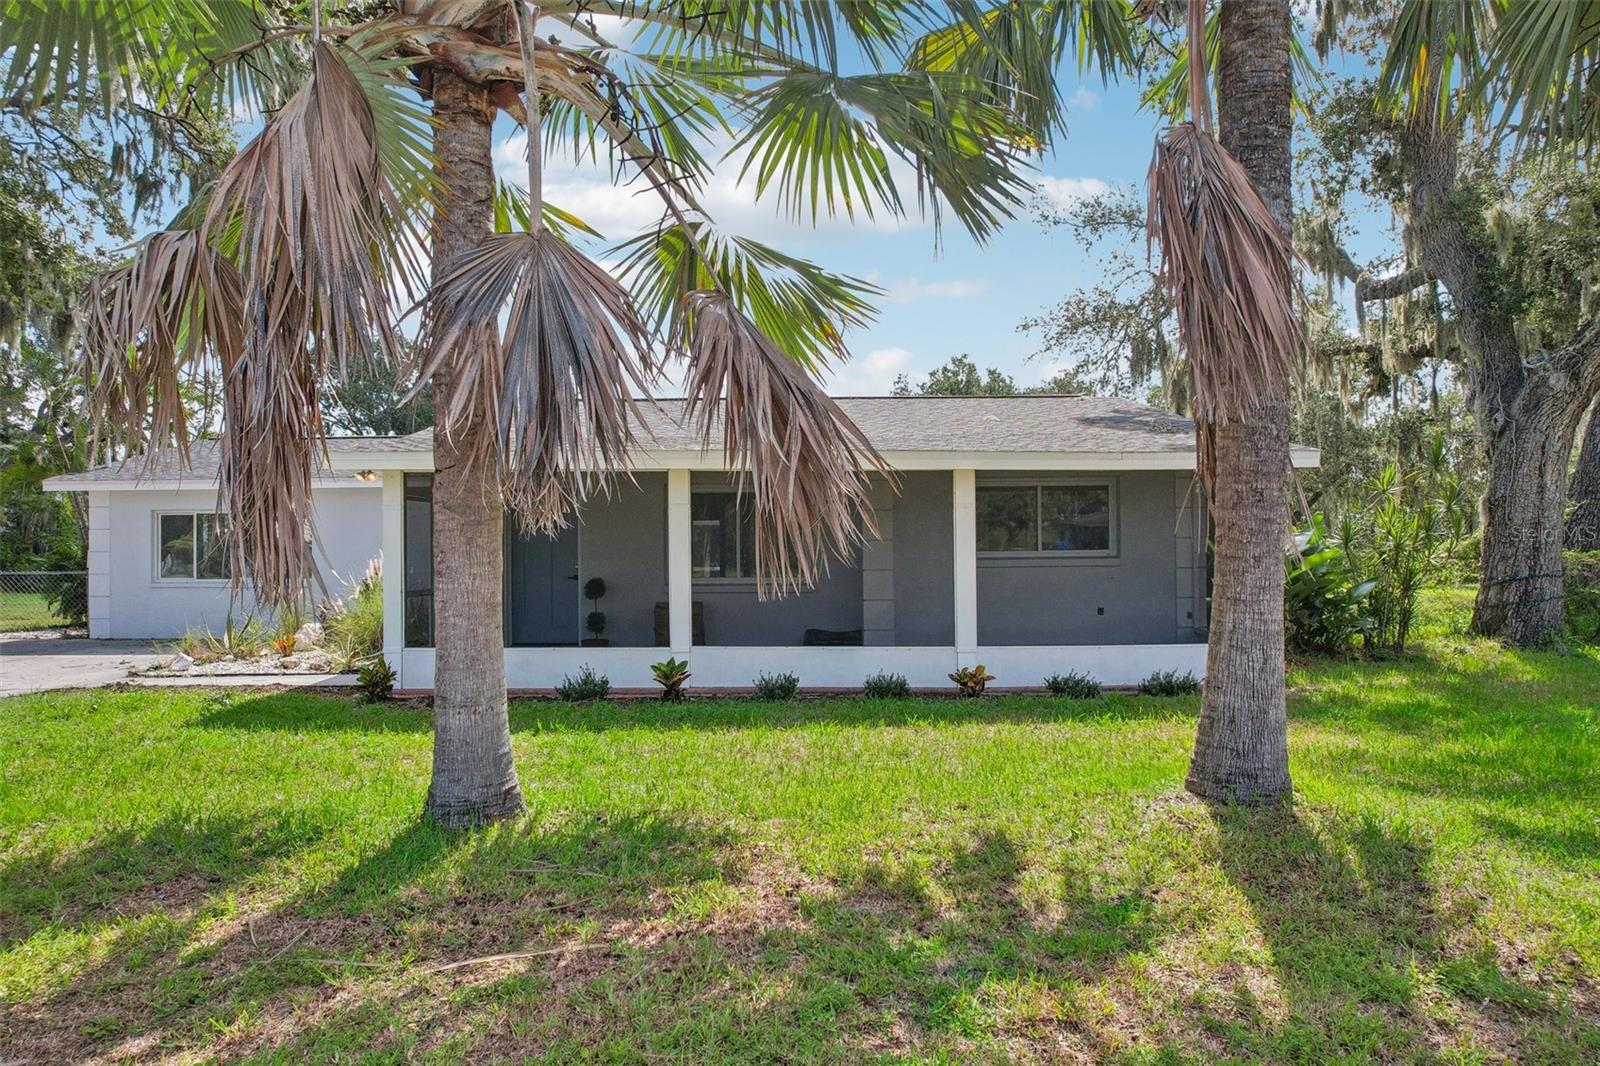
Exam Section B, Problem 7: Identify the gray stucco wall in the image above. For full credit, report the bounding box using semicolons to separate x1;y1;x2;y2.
101;486;382;638
974;470;1199;645
889;472;956;646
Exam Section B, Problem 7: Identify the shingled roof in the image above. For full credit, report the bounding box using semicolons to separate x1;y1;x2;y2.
48;395;1309;488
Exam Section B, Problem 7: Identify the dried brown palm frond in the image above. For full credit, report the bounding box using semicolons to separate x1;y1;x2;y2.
202;41;413;379
198;40;415;606
79;229;244;462
1147;123;1300;433
1143;0;1301;495
414;229;657;533
681;291;886;597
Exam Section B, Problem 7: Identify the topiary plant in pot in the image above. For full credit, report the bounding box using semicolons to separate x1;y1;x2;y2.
582;577;609;646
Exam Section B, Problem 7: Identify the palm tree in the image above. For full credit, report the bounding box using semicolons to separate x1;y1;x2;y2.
2;0;1132;826
1144;0;1300;804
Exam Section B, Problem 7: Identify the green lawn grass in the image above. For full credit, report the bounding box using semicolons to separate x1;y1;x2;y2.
2;636;1597;1063
0;589;67;632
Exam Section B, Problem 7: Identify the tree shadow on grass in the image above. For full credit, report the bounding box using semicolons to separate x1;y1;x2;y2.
2;808;735;1064
512;828;1175;1062
193;690;1196;735
0;811;312;951
1204;803;1598;1063
123;827;1173;1064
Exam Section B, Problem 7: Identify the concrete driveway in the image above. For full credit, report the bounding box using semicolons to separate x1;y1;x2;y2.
0;634;163;696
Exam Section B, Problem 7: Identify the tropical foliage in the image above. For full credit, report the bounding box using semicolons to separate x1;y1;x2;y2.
1285;514;1376;655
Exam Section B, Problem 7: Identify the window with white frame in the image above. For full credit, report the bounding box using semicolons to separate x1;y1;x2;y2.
156;512;231;581
690;491;756;579
975;482;1114;554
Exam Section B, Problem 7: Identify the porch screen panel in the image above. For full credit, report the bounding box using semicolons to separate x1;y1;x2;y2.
403;474;433;646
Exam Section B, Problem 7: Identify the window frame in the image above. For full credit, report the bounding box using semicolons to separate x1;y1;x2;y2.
153;510;233;584
974;477;1118;558
689;488;758;583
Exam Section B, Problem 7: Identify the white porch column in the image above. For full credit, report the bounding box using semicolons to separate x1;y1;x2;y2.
667;468;692;654
952;468;978;665
380;471;405;685
86;491;110;638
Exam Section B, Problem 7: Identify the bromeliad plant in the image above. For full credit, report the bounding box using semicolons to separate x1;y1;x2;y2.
651;657;691;702
4;0;1134;826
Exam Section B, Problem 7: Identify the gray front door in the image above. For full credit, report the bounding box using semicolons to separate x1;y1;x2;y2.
505;524;580;645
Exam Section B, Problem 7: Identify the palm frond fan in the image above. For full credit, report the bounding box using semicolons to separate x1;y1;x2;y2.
79;229;244;463
195;33;416;606
412;0;656;534
680;288;883;594
1144;0;1301;493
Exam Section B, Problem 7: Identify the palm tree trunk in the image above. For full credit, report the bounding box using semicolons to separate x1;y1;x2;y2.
1185;0;1293;805
421;70;525;828
1567;398;1600;552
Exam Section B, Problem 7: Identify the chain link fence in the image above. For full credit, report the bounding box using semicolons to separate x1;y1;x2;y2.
0;571;89;632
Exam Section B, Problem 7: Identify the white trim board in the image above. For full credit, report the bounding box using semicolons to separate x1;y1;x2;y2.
392;643;1209;691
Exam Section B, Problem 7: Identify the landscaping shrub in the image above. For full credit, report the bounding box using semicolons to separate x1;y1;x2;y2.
1337;456;1470;653
752;671;799;700
1285;513;1376;654
862;671;910;699
1044;670;1101;699
1566;551;1600;643
357;656;396;702
41;569;88;626
556;664;611;701
1139;670;1201;697
177;614;266;663
324;557;382;659
652;656;690;701
948;664;994;697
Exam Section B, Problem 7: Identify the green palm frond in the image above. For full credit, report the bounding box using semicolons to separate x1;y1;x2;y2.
615;0;915;72
0;0;299;121
493;179;604;240
730;68;1036;241
613;220;878;368
1486;0;1600;155
911;0;1135;137
1376;0;1500;123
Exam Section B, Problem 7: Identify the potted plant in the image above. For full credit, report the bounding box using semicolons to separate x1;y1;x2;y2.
582;577;609;647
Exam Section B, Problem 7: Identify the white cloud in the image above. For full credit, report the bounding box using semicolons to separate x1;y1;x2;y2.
821;345;914;396
1067;85;1100;112
1033;175;1112;209
882;278;989;303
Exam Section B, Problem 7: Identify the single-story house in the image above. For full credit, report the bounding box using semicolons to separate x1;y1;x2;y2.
46;395;1319;690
